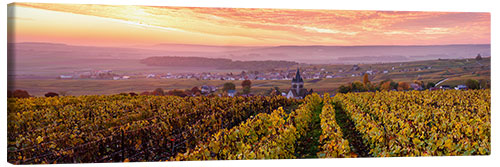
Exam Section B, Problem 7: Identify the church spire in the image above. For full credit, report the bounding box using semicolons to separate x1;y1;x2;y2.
292;67;303;83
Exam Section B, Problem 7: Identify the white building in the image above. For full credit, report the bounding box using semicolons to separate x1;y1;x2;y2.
147;74;156;78
286;68;313;99
227;90;236;97
59;75;73;79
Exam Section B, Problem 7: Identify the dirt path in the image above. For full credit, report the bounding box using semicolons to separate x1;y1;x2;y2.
333;102;372;157
294;103;323;158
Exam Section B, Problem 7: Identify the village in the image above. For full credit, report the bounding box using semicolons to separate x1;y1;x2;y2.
20;56;485;97
121;65;481;101
57;63;433;81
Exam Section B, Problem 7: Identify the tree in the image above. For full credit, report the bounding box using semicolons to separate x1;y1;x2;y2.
45;92;59;97
268;87;282;96
267;88;276;96
241;80;252;94
7;90;12;98
426;82;436;89
222;82;236;92
397;82;411;91
390;81;398;90
476;54;483;61
242;86;251;95
365;82;377;92
13;90;30;98
184;89;192;96
152;88;165;96
363;73;370;85
351;81;366;92
168;89;188;97
241;80;252;89
380;81;392;91
337;85;351;93
379;79;396;91
479;79;488;89
414;80;424;87
191;87;201;94
273;87;281;95
466;79;480;90
129;92;138;96
140;91;151;95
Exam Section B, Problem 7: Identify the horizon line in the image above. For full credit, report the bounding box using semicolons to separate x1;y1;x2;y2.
9;41;492;48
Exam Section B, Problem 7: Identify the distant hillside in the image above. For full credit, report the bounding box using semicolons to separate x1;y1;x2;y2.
225;44;491;64
8;42;490;77
140;56;298;70
10;42;490;64
131;43;263;53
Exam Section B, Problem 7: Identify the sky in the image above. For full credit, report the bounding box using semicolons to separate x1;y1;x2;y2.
7;3;491;47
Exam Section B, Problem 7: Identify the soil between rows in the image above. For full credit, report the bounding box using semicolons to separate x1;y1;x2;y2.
333;102;372;157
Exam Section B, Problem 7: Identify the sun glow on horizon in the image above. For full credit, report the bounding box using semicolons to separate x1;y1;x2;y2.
8;3;491;47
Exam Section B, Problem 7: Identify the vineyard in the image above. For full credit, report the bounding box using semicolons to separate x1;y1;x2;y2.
7;95;298;163
7;89;490;164
331;89;491;156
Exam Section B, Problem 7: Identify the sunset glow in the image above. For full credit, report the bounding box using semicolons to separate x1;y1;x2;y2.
8;3;490;47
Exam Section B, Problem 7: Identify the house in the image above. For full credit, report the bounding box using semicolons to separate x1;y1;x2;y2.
59;75;73;79
146;74;156;78
227;90;236;97
352;64;360;71
440;85;451;90
201;85;218;94
286;68;313;99
410;83;423;90
455;85;468;90
210;86;218;92
201;85;212;94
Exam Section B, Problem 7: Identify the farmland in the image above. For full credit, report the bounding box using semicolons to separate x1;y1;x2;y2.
9;57;490;96
7;89;490;164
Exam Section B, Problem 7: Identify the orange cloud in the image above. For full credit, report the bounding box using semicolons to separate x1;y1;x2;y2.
9;3;490;46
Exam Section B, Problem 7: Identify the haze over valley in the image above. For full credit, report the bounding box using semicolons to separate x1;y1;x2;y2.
8;42;490;78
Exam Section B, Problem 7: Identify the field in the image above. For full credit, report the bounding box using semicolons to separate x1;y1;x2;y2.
7;89;490;164
8;58;491;97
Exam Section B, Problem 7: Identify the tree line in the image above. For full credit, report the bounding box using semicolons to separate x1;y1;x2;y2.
7;80;256;99
140;56;298;70
336;73;489;93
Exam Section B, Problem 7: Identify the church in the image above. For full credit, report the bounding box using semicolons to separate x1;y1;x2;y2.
286;68;313;99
